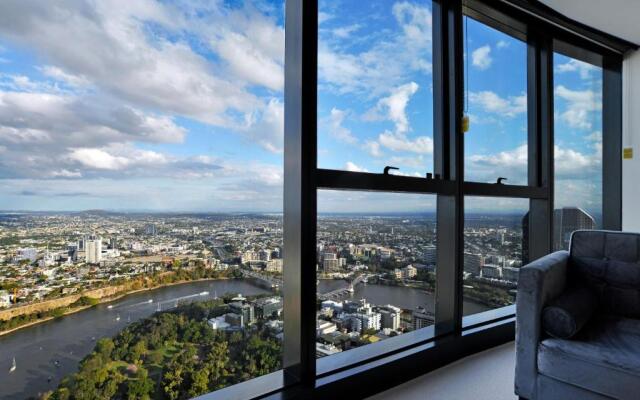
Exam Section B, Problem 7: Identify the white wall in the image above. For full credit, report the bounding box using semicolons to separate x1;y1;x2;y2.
622;50;640;231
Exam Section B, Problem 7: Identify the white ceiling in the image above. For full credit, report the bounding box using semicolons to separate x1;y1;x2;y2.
539;0;640;45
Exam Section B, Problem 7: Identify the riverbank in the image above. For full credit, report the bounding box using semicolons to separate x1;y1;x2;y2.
0;279;273;400
0;276;239;337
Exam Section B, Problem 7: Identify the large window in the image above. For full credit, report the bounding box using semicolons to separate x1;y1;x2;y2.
553;52;603;250
0;2;285;399
316;191;437;359
463;16;528;185
318;0;434;175
463;197;528;318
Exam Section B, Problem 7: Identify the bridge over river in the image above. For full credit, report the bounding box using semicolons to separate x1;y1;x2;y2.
239;269;368;300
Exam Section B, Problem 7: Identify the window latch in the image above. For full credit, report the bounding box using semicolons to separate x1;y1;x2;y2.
383;166;399;175
497;177;507;185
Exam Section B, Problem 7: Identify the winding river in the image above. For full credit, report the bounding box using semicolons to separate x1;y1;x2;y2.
0;279;489;399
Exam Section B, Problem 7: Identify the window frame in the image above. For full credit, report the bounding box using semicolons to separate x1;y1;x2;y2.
195;0;628;398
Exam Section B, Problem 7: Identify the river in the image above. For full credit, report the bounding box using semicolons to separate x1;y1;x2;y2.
0;279;489;399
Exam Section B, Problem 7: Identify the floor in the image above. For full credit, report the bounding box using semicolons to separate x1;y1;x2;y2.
367;342;517;400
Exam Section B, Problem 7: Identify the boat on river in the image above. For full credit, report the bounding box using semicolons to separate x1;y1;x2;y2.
9;357;16;373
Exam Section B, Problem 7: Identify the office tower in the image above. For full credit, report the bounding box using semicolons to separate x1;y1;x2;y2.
423;245;437;265
68;244;78;262
412;306;435;330
464;252;483;276
109;237;117;250
85;239;102;264
553;207;596;251
145;224;157;236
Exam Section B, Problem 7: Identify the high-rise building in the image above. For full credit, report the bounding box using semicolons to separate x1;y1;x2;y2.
412;306;435;330
553;207;596;251
144;224;157;236
464;252;483;276
423;245;437;265
378;305;402;330
68;244;78;262
85;239;102;264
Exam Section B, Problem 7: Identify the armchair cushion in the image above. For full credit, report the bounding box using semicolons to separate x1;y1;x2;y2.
537;315;640;399
542;286;597;339
570;230;640;319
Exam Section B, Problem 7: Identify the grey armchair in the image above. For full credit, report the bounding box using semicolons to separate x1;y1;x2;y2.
515;230;640;400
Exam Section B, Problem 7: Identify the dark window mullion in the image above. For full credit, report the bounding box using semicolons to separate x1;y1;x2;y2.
283;0;317;388
316;169;456;195
602;54;623;231
462;182;547;199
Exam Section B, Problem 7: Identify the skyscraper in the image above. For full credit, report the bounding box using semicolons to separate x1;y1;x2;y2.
553;207;596;251
85;239;102;264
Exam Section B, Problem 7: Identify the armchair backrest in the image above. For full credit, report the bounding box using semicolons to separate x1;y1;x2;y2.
569;230;640;319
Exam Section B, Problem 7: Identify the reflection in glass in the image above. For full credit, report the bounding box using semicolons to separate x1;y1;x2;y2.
316;191;436;358
463;197;528;317
553;53;602;250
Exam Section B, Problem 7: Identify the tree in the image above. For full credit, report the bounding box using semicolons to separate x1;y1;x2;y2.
187;368;210;398
95;338;115;362
127;367;154;400
129;339;148;364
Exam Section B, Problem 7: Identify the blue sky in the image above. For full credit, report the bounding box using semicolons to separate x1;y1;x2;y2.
0;0;602;215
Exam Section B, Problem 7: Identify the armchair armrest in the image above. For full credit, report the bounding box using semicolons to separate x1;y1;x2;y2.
515;250;569;399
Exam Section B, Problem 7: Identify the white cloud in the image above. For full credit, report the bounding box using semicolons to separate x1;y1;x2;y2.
344;161;368;173
39;65;90;88
472;45;492;70
318;1;432;96
0;0;281;133
208;6;285;92
326;108;357;144
366;82;419;134
364;140;383;157
556;59;598;79
332;24;362;39
378;131;433;154
555;85;602;130
469;91;526;117
242;98;284;153
496;40;508;49
68;148;133;171
465;142;601;184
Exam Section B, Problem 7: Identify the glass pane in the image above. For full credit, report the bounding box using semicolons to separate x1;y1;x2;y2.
463;17;528;185
317;0;434;176
0;1;285;398
463;197;529;318
316;190;436;359
553;53;602;251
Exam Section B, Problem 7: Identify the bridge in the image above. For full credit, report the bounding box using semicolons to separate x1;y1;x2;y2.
317;274;367;301
240;269;282;290
240;269;369;299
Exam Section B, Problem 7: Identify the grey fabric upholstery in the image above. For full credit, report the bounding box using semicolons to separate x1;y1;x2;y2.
515;230;640;400
542;285;597;339
538;316;640;399
536;375;613;400
515;251;569;399
570;230;640;319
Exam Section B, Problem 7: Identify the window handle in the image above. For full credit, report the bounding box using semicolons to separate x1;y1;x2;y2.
383;166;399;175
497;177;507;184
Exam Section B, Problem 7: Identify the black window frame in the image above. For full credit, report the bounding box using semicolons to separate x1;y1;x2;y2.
195;0;631;399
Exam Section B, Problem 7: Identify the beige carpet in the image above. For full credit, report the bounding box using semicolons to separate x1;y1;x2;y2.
367;342;517;400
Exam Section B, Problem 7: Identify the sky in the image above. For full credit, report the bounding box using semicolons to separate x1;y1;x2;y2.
0;0;602;216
